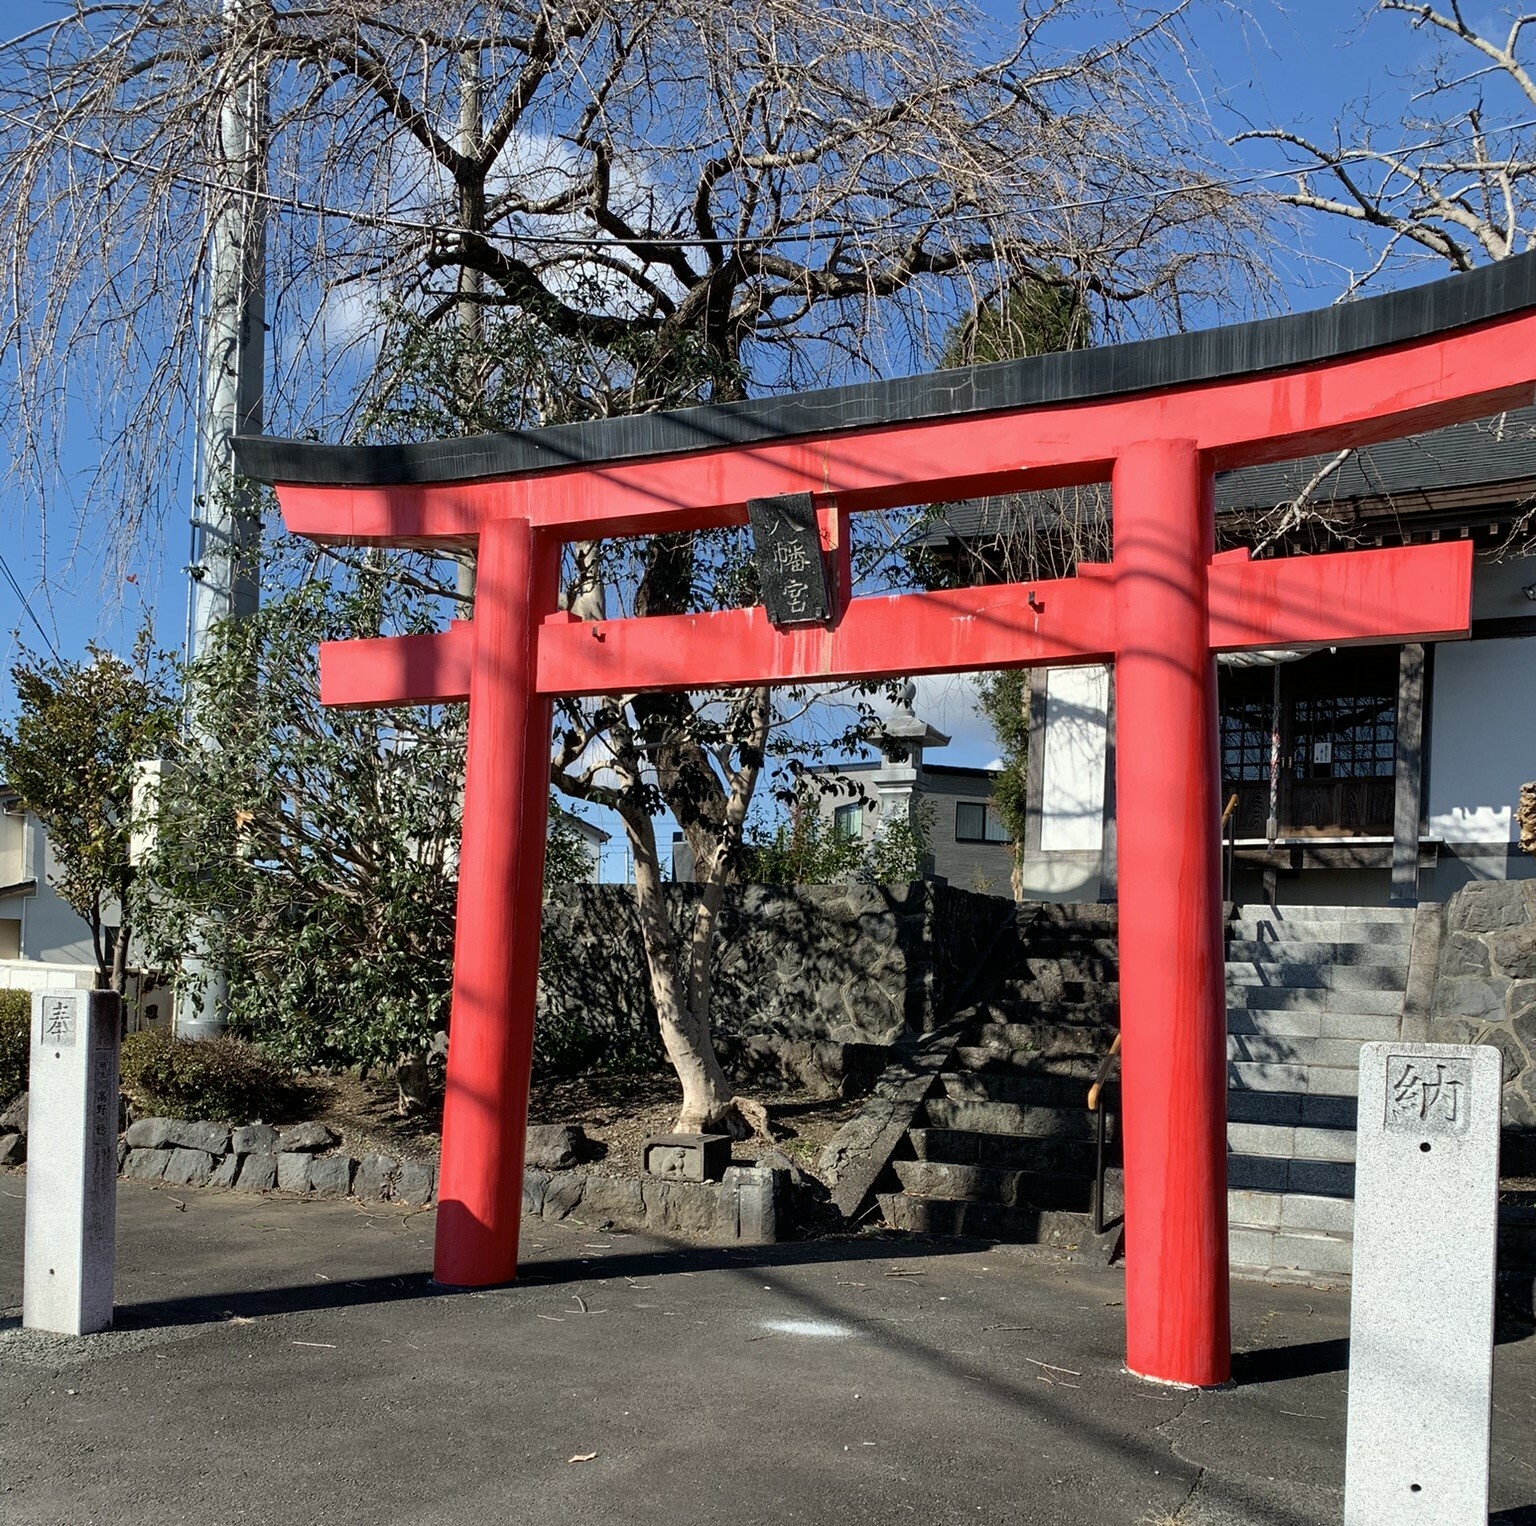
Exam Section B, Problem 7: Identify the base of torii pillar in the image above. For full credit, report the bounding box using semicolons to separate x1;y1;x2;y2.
1112;439;1231;1388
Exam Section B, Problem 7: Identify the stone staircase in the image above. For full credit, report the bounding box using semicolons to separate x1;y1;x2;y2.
876;899;1419;1283
1225;902;1415;1282
877;904;1121;1252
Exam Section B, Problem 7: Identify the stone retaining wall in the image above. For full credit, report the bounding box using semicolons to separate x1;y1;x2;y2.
1416;879;1536;1167
538;880;1012;1084
0;1108;785;1245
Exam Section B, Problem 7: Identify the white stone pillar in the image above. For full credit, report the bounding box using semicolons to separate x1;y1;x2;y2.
23;990;120;1335
1344;1041;1501;1524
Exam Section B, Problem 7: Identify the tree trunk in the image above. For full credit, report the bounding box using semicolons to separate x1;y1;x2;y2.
110;915;131;997
622;805;741;1133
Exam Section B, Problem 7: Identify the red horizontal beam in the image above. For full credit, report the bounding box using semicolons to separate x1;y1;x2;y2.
278;309;1536;547
320;621;473;709
538;578;1117;695
317;542;1471;708
1207;541;1473;652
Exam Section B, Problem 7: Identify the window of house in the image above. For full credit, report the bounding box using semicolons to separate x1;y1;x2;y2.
832;803;863;840
955;801;1010;843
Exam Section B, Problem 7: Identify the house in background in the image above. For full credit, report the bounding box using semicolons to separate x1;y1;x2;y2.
0;787;112;993
665;686;1015;894
554;807;611;881
923;408;1536;906
805;686;1015;896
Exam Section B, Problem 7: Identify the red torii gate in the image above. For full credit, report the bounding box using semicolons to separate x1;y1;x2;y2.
238;254;1536;1388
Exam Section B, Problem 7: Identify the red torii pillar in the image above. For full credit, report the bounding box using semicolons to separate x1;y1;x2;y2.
244;257;1536;1384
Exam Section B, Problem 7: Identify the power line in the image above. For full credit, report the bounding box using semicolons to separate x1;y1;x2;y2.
0;548;59;659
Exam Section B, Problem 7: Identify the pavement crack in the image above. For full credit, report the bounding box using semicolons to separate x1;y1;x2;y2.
1150;1388;1206;1520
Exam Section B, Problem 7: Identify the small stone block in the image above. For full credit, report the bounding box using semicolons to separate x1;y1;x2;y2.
209;1151;240;1189
166;1120;230;1155
276;1153;312;1193
124;1146;168;1182
352;1153;398;1201
0;1132;26;1168
524;1124;586;1171
641;1132;731;1183
232;1123;280;1155
235;1152;277;1192
162;1148;214;1187
393;1159;435;1207
580;1173;643;1226
724;1165;778;1244
522;1167;551;1216
543;1175;585;1220
124;1117;178;1150
278;1121;337;1153
0;1093;28;1136
308;1155;354;1197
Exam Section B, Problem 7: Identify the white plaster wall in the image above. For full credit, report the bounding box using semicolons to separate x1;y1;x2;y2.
1038;665;1110;853
1426;635;1535;857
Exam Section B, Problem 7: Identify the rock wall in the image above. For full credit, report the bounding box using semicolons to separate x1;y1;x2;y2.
1424;879;1536;1162
537;880;1014;1086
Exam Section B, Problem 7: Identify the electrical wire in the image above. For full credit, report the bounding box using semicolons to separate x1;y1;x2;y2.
0;547;60;659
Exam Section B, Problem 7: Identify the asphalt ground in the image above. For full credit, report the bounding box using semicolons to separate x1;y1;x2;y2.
0;1177;1533;1526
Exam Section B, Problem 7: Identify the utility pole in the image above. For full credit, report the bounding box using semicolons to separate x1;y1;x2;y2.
178;0;267;1039
456;45;482;613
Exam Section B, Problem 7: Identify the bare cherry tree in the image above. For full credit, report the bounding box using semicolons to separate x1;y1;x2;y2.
1238;0;1536;551
0;0;1261;1133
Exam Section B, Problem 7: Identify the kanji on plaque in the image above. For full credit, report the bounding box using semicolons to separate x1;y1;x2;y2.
1386;1054;1473;1135
747;493;831;627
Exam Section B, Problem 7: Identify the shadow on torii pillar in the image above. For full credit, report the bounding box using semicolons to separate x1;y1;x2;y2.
237;254;1536;1388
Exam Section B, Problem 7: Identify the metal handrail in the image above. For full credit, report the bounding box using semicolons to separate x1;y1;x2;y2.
1221;792;1239;904
1087;1032;1121;1114
1087;1031;1122;1236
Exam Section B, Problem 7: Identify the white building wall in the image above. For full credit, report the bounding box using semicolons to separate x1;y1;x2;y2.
1021;664;1111;902
1424;550;1536;889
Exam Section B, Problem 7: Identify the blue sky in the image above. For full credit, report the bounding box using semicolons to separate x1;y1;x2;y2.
0;0;1513;794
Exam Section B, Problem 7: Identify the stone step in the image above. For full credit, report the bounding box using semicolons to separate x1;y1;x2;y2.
877;1191;1105;1251
923;1096;1096;1141
1227;1034;1368;1067
1229;903;1418;925
969;997;1120;1027
1225;1009;1400;1041
968;1019;1119;1051
940;1071;1102;1110
1228;1061;1360;1096
1014;904;1119;935
1227;1089;1356;1129
1228;985;1404;1015
987;978;1119;1007
1229;1223;1354;1279
1229;917;1413;946
1228;1152;1355;1196
906;1126;1101;1175
1226;939;1411;967
1225;961;1409;992
951;1046;1102;1081
1228;1120;1357;1164
892;1158;1120;1216
1229;1188;1355;1236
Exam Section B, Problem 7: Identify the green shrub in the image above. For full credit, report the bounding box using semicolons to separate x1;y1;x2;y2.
120;1031;301;1123
0;989;27;1105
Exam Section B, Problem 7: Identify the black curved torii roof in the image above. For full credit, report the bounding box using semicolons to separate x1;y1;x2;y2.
235;252;1536;491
